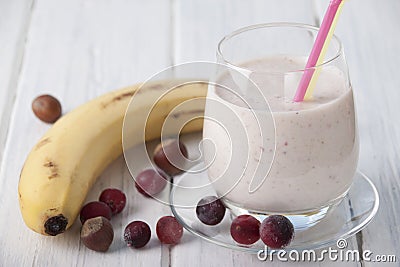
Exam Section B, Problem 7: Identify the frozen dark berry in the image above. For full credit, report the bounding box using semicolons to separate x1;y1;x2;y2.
156;216;183;245
124;221;151;249
196;196;226;225
80;201;112;224
230;215;260;245
153;139;188;176
135;169;168;197
260;215;294;249
99;188;126;215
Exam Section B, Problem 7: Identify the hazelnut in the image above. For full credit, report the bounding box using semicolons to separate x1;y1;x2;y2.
153;139;188;176
81;216;114;252
32;94;62;123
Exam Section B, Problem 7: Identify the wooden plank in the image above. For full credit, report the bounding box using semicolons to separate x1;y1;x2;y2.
0;0;396;266
173;0;319;63
0;0;33;167
329;0;400;265
0;0;171;265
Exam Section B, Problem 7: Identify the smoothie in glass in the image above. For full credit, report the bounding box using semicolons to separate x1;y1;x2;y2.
203;55;358;214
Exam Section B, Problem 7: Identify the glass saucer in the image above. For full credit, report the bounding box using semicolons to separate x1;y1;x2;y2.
170;169;379;253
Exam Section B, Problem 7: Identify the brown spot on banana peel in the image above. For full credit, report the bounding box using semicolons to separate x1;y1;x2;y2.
112;92;135;101
48;207;59;212
100;83;167;108
172;109;204;119
18;190;23;210
35;137;51;150
43;160;59;179
19;162;25;180
144;83;164;91
100;90;135;109
43;161;55;168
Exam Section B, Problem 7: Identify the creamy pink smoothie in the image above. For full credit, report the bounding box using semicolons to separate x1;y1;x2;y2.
203;55;358;212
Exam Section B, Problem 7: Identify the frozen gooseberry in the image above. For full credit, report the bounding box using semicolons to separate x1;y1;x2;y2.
230;215;260;245
124;221;151;248
135;169;167;197
153;139;188;176
196;196;226;225
260;215;294;249
80;201;112;224
99;188;126;215
156;216;183;245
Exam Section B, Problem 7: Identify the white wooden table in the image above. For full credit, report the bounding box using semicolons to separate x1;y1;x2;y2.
0;0;399;266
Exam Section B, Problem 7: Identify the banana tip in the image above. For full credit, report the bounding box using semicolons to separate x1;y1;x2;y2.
44;214;68;236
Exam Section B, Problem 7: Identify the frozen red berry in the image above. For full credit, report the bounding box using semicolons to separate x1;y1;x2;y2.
99;188;126;215
156;216;183;245
135;169;168;197
230;215;260;245
80;201;112;224
260;215;294;249
196;196;226;225
124;221;151;249
153;139;188;176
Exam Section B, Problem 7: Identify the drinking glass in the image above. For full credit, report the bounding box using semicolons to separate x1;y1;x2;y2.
202;23;359;229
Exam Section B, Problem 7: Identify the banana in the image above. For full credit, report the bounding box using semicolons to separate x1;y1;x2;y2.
18;80;207;236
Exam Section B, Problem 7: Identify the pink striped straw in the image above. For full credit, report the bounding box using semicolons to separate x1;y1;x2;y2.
293;0;344;102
